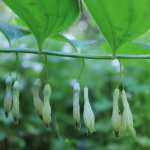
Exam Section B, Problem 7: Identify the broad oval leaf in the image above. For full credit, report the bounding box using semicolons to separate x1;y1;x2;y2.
84;0;150;59
51;33;96;53
3;0;79;54
0;21;30;47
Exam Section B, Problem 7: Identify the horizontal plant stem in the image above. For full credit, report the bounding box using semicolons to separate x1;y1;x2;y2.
0;48;150;59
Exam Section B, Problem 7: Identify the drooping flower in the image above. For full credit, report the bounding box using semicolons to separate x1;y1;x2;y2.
119;90;136;138
73;83;81;130
4;76;13;117
83;87;95;135
111;88;121;138
33;78;43;120
12;80;20;124
42;84;51;131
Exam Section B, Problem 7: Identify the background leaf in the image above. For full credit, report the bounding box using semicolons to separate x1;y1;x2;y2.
2;0;80;54
84;0;150;59
104;41;150;65
51;33;96;53
0;21;30;47
132;41;150;49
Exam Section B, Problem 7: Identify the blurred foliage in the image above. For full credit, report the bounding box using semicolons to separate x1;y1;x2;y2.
1;1;150;150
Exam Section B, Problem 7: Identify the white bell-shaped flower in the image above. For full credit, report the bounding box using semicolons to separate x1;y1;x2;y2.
4;76;13;117
73;83;81;130
111;88;121;138
42;84;51;131
33;78;43;120
119;90;136;138
83;87;95;135
12;80;20;124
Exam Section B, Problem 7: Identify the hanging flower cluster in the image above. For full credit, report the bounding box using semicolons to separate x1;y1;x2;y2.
4;76;52;130
73;83;95;135
33;78;51;131
3;54;136;138
111;89;136;138
4;76;20;124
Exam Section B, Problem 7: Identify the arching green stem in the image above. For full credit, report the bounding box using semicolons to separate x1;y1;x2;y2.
10;52;19;76
16;53;19;80
44;53;49;84
77;58;87;86
39;53;48;83
77;59;84;82
117;59;124;90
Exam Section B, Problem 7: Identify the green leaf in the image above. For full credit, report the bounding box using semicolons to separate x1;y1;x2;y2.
0;21;30;47
14;17;29;29
84;0;150;59
51;33;96;53
104;41;150;65
3;0;79;54
132;41;150;49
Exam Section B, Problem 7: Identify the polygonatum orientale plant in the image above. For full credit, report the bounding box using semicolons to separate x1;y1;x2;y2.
1;0;150;138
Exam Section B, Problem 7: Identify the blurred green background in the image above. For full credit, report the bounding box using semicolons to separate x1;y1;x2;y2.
1;1;150;150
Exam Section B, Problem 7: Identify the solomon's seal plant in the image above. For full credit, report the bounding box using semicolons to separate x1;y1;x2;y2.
119;90;136;138
111;88;121;138
33;78;44;120
42;84;52;131
2;0;150;138
12;80;20;124
73;83;81;130
83;87;95;135
4;75;13;117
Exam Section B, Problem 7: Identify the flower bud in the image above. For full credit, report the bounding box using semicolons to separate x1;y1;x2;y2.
4;76;13;117
111;89;121;138
83;87;95;135
119;90;136;138
73;83;81;130
33;78;43;120
12;80;20;124
42;84;51;131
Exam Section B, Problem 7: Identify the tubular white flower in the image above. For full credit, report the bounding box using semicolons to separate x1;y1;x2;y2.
42;84;51;131
4;76;13;117
83;87;95;135
33;78;43;120
12;80;20;124
73;83;81;130
119;90;136;138
111;88;121;138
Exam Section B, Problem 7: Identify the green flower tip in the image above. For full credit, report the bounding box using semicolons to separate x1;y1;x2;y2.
115;131;119;138
46;124;51;131
75;122;81;130
119;126;136;138
86;128;96;136
5;112;8;118
39;115;43;121
13;118;18;125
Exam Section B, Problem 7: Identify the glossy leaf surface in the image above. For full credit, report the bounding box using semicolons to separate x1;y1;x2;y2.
3;0;79;54
84;0;150;59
